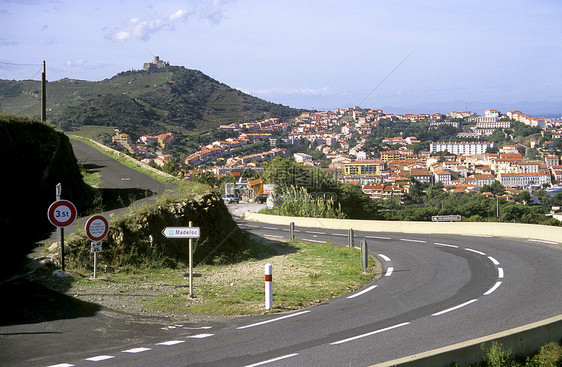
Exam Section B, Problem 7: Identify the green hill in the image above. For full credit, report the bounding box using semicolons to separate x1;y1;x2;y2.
0;66;304;139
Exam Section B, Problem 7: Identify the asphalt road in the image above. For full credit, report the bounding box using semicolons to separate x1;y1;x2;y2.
1;142;561;367
41;139;177;244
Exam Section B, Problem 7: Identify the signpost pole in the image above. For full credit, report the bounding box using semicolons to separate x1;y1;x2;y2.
93;243;98;279
188;221;194;298
55;183;66;272
161;226;200;299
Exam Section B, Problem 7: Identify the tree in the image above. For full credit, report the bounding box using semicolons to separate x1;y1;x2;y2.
481;181;505;196
514;191;531;204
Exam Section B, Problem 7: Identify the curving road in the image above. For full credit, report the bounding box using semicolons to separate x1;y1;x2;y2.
1;142;561;366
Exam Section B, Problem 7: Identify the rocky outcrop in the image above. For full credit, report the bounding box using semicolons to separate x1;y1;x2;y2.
67;192;247;269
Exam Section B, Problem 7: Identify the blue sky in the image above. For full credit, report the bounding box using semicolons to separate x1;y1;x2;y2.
1;0;561;114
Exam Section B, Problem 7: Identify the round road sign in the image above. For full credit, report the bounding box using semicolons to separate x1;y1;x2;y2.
85;215;109;242
47;200;77;228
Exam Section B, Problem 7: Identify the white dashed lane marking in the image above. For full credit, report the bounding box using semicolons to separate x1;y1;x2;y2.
431;299;478;316
330;322;410;345
347;285;378;299
122;347;151;353
400;238;426;243
157;340;186;346
378;254;391;262
385;267;394;277
188;333;214;339
85;355;114;362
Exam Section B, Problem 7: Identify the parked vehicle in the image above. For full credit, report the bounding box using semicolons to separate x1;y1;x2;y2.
221;194;239;204
255;194;268;204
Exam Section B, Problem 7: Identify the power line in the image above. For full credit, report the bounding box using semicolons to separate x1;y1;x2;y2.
0;61;42;66
357;49;415;107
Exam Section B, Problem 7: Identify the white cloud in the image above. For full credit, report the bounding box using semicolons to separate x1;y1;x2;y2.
109;8;191;42
66;58;86;67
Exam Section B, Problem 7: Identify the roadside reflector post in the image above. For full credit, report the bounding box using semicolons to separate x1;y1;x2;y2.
290;222;295;241
361;239;368;273
265;263;272;310
348;228;354;248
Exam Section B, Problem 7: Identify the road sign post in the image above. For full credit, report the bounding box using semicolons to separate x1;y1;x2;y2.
162;224;201;298
85;215;109;279
48;187;77;272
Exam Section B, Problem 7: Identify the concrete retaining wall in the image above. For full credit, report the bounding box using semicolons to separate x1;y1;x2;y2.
371;315;562;367
244;212;562;366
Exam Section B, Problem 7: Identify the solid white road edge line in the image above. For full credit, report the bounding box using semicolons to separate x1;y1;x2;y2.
330;322;411;345
529;239;559;245
347;285;378;299
378;254;391;262
237;310;311;330
431;299;478;316
484;281;502;296
244;353;299;367
466;248;487;256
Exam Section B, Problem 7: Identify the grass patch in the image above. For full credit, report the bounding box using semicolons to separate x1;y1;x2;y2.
53;239;379;318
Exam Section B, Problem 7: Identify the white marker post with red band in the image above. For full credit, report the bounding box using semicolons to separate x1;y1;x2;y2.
265;263;272;310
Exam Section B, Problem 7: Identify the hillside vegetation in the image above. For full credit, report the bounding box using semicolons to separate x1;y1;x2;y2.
0;114;94;279
0;66;303;139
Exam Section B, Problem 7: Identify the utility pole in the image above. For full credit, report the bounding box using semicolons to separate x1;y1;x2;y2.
41;60;46;122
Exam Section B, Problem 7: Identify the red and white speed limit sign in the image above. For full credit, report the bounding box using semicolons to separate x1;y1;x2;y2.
47;200;77;228
85;215;109;242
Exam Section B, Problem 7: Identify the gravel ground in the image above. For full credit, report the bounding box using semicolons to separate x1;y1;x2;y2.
28;236;346;322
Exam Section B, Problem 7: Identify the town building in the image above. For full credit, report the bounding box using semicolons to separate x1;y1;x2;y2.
430;142;495;156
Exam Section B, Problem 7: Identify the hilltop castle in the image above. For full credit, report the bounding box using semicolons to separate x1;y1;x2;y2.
143;56;169;71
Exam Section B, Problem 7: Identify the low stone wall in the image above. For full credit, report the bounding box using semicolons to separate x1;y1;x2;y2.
243;212;562;244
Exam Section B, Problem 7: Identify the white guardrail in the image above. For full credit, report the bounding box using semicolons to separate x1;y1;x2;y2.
244;212;562;367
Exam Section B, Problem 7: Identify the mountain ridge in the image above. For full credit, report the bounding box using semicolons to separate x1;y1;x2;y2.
0;66;305;138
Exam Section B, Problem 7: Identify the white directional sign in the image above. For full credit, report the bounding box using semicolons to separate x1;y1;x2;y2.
431;215;461;222
162;227;201;239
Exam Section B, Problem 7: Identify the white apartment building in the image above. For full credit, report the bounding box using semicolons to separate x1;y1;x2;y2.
498;171;551;188
430;142;495;156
